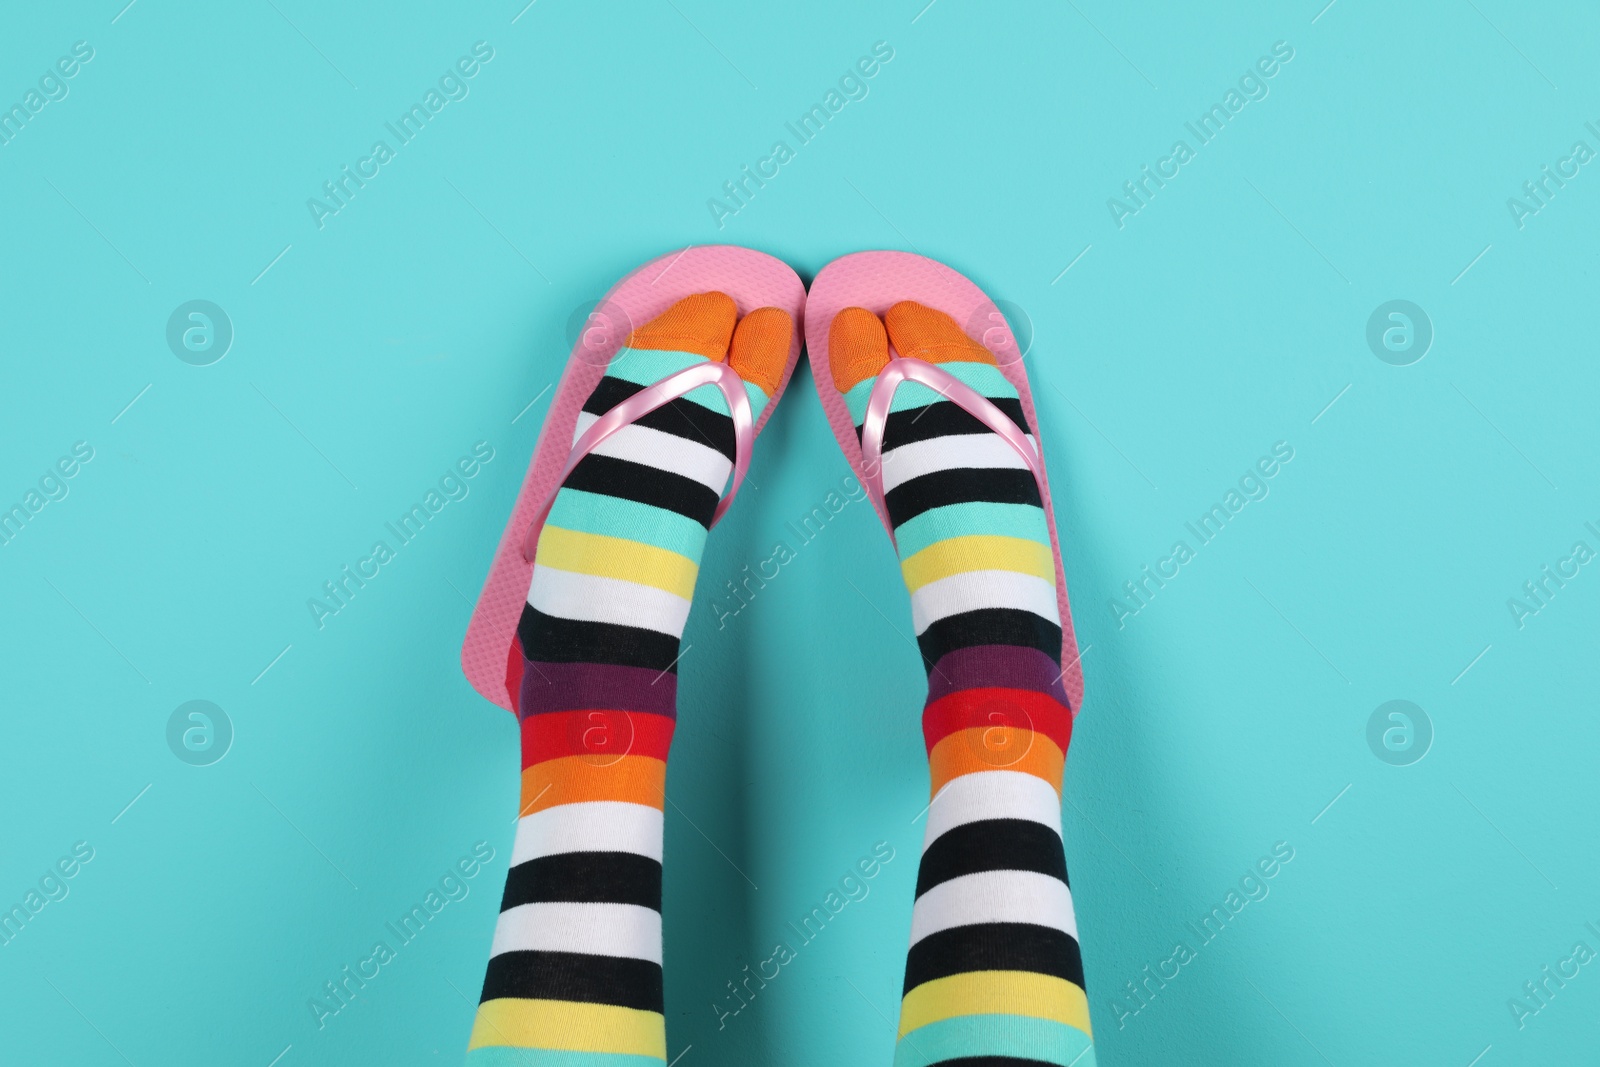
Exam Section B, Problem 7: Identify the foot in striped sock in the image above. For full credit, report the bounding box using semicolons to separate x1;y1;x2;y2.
830;302;1095;1067
467;293;793;1066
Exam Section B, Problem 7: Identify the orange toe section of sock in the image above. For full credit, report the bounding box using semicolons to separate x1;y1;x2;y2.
627;291;737;361
828;307;890;392
884;300;997;366
727;307;793;396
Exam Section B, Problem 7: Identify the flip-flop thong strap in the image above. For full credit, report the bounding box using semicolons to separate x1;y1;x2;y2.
522;361;755;562
859;357;1043;551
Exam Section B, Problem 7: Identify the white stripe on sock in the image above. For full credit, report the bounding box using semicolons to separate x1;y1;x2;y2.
512;801;664;865
923;770;1064;848
573;412;732;493
910;569;1060;635
490;901;663;962
879;432;1036;492
529;564;692;636
910;869;1078;946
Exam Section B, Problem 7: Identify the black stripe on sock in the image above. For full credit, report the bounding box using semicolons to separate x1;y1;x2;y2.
922;1058;1076;1067
885;468;1043;527
915;819;1068;897
903;922;1085;994
500;852;663;910
563;454;719;527
917;609;1063;672
518;605;683;674
857;397;1032;449
480;949;664;1012
584;376;736;459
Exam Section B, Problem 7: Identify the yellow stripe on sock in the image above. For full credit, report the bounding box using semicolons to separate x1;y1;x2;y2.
468;998;667;1056
535;526;698;599
900;535;1054;593
898;971;1092;1038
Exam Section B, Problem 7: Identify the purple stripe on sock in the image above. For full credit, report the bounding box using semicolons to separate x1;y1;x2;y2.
519;659;679;720
925;645;1072;709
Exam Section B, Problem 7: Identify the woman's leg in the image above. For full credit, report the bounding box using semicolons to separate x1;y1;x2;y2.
829;302;1094;1067
466;294;792;1065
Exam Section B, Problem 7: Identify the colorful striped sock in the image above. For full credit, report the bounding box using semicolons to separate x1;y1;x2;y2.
467;293;792;1067
830;302;1095;1067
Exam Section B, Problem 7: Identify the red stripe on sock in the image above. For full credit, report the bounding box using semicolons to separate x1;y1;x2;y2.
922;687;1072;756
520;708;676;767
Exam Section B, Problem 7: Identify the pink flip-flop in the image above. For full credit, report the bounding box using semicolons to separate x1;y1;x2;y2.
462;246;806;712
803;251;1086;713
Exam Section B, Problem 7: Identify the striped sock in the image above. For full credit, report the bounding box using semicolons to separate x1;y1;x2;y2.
467;293;792;1066
830;302;1095;1067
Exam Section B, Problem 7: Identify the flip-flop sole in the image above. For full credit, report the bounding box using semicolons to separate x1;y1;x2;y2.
463;246;806;712
804;250;1085;713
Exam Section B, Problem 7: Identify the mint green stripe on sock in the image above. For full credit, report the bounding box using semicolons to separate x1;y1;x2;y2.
604;347;772;419
465;1046;666;1067
606;348;707;388
843;377;872;423
545;490;708;558
892;1014;1095;1067
893;501;1052;558
740;378;772;419
843;360;1019;422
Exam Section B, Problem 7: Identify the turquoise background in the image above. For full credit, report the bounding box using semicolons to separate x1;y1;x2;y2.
3;1;1598;1064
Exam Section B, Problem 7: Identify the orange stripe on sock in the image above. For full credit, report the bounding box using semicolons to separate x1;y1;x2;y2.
625;291;736;361
923;688;1072;756
521;710;676;766
519;754;666;815
828;306;890;392
928;728;1063;797
727;306;793;396
884;300;999;366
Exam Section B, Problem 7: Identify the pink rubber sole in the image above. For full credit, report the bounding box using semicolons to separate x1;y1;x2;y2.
461;246;807;712
803;251;1086;713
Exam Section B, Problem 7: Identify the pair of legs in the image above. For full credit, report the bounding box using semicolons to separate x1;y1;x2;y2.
465;295;1092;1065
